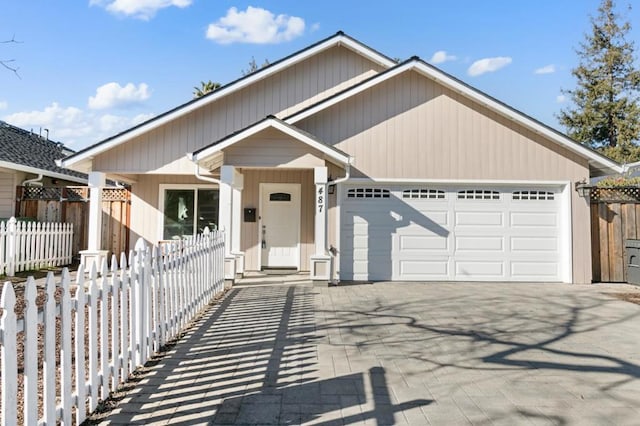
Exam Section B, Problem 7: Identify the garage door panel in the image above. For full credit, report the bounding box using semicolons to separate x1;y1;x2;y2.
398;234;449;251
511;236;559;252
511;262;559;278
510;212;558;227
455;211;503;226
398;260;449;278
455;261;505;278
456;236;504;252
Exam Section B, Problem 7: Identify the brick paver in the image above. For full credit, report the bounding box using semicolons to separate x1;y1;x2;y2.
100;281;640;425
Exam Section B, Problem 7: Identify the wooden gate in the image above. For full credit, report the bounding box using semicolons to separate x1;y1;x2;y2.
15;186;131;260
590;187;640;282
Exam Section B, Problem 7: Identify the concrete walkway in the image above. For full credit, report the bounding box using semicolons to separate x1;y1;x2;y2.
100;281;640;425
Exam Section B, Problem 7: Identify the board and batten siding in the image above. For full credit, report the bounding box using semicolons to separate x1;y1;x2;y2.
92;46;384;175
241;169;315;272
224;128;325;168
0;168;17;218
298;69;592;283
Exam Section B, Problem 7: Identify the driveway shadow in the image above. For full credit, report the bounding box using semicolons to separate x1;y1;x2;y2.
100;285;431;425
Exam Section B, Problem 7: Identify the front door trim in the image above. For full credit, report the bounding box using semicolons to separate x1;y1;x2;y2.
258;183;301;270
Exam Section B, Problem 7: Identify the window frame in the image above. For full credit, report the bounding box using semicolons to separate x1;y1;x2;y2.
158;183;219;241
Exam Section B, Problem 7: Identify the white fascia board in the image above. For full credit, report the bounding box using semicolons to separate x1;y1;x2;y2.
61;35;393;170
287;59;621;175
0;160;88;184
191;119;351;165
410;63;623;175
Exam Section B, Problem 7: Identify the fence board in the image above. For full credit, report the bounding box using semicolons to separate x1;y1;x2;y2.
1;231;226;425
15;186;131;261
592;195;640;282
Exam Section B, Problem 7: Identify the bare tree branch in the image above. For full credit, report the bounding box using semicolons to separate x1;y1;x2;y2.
1;35;22;78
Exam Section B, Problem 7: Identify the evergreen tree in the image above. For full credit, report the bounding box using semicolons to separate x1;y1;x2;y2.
558;0;640;163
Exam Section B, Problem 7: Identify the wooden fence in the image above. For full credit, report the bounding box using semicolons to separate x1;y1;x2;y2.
15;186;130;260
0;217;74;276
0;229;226;425
590;187;640;282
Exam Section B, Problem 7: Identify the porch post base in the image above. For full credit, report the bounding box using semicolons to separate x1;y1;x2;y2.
79;250;109;273
310;254;332;286
232;251;245;278
224;256;237;284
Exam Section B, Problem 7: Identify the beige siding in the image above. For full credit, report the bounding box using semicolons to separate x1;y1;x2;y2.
0;168;16;218
298;70;592;282
240;169;315;271
225;128;325;168
93;46;384;174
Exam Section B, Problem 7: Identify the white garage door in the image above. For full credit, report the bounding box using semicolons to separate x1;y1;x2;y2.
340;185;568;282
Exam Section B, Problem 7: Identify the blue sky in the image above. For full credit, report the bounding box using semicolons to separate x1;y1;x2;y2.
1;0;639;149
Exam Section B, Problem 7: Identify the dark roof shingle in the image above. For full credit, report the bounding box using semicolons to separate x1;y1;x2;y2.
0;121;87;181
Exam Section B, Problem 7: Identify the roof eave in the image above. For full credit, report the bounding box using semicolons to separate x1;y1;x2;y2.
61;32;393;169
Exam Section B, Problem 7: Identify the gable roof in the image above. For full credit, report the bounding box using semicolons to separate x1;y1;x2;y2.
59;31;395;171
189;116;352;166
0;121;87;183
284;58;622;177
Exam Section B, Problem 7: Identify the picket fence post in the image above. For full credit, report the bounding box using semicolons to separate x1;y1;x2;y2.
0;229;226;426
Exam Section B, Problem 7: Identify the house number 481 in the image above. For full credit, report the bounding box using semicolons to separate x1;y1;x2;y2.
317;186;325;213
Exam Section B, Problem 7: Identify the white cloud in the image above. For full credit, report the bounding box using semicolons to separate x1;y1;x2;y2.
534;64;556;75
429;50;456;64
88;82;150;110
3;102;155;147
206;6;305;44
90;0;191;20
0;101;7;110
467;57;512;76
556;94;567;103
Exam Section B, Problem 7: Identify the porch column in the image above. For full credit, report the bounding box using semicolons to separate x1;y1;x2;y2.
310;166;332;285
80;171;108;271
220;166;237;282
231;169;244;277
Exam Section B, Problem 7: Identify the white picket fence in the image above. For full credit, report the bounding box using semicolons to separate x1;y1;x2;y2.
0;217;74;276
0;228;225;425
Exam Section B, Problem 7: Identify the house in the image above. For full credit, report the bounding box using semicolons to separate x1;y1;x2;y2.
59;32;622;284
0;121;87;218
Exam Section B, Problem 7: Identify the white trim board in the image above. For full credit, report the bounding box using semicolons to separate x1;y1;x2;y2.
190;117;351;166
285;60;622;176
0;160;88;184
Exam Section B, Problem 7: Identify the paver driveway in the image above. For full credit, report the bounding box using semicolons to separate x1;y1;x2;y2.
101;281;640;425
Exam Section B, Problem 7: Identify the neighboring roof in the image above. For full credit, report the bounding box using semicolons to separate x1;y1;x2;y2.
0;121;87;183
284;58;623;177
189;116;352;166
60;31;395;171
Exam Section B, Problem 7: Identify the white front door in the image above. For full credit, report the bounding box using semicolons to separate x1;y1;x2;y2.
260;183;301;269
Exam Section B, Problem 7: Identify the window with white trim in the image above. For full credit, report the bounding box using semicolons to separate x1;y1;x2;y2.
347;188;390;198
512;190;555;200
457;190;500;200
402;189;445;199
161;187;219;240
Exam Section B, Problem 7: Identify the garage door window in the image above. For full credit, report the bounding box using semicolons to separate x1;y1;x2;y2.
457;190;499;200
347;188;390;198
402;189;445;199
512;190;554;200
